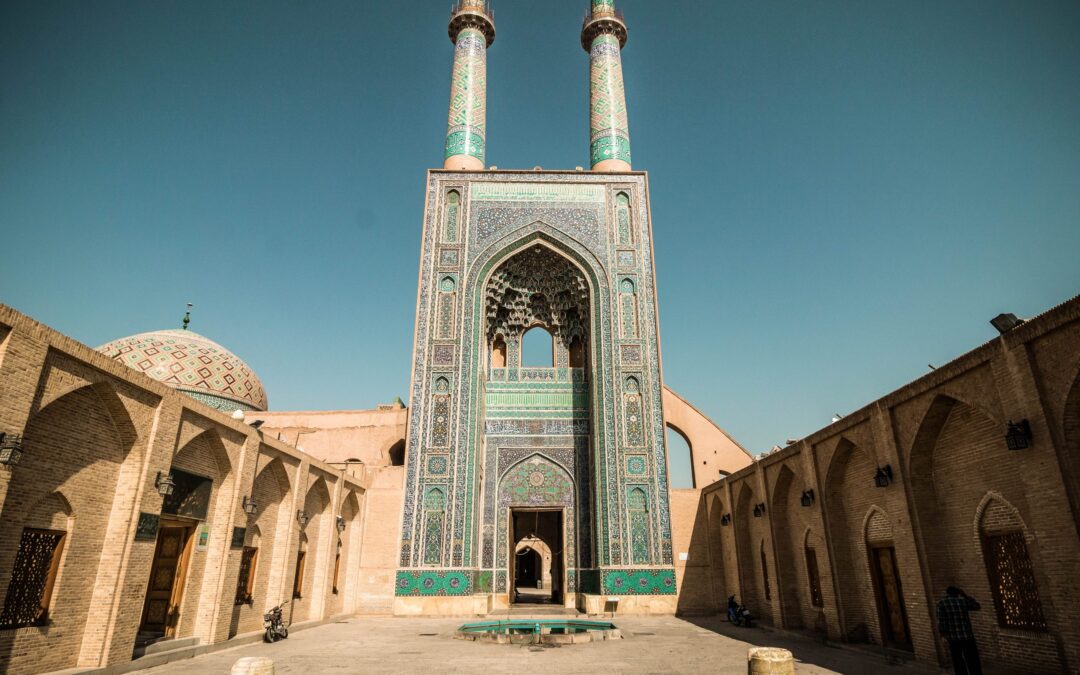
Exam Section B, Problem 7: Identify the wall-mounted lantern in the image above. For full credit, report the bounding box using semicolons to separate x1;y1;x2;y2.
242;495;258;515
0;433;24;466
1005;419;1033;450
874;465;893;488
155;471;176;497
800;489;815;507
297;509;309;528
720;514;731;526
752;503;766;518
336;515;346;533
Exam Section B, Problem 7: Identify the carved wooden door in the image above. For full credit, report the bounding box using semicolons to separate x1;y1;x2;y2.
870;546;912;650
140;525;193;637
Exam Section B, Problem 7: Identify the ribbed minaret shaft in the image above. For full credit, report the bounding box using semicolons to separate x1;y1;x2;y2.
443;2;495;171
582;0;630;171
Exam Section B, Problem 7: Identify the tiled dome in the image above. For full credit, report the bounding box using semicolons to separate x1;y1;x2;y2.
97;329;267;412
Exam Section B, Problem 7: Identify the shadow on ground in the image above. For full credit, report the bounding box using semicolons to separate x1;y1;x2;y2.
679;615;941;674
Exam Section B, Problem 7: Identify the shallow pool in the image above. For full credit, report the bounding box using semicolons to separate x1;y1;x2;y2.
456;619;620;645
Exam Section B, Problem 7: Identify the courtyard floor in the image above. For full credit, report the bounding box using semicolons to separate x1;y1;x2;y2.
139;614;952;674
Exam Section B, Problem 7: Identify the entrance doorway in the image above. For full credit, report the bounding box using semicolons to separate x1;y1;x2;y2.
138;519;195;642
510;509;563;605
869;545;912;650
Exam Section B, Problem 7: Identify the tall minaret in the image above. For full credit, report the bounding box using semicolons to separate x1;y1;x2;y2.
443;2;495;171
582;0;631;172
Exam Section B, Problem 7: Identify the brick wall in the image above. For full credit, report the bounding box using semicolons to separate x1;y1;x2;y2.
695;294;1080;673
0;305;373;673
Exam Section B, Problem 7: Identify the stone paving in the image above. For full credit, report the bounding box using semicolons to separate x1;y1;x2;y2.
140;615;947;674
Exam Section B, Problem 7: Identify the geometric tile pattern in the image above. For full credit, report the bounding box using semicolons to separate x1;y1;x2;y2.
398;166;676;597
602;568;676;595
97;329;267;411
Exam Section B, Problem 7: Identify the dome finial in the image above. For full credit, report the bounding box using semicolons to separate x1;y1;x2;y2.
182;302;193;330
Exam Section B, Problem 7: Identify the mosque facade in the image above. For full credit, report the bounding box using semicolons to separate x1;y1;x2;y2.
0;1;1078;673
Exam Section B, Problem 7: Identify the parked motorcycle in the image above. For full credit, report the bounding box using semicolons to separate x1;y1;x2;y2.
263;603;289;642
727;595;753;627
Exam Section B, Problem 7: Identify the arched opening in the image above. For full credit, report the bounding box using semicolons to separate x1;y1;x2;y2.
734;483;765;616
0;382;140;672
490;335;507;368
515;547;542;587
521;326;554;367
770;464;805;628
481;242;592;601
230;455;291;637
908;395;1053;667
294;477;331;621
824;438;887;646
666;425;695;488
388;440;406;467
568;335;585;368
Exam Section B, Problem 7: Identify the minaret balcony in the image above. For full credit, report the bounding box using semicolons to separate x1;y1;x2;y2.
581;9;627;50
449;1;495;46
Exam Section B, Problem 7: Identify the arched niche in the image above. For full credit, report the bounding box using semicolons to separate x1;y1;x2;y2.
0;382;141;672
665;424;695;489
823;437;881;644
387;439;406;467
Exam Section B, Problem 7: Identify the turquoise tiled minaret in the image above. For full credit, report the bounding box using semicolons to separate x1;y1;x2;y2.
582;0;631;171
443;2;495;171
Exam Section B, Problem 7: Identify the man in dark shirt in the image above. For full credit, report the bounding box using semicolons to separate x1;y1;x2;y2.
937;586;982;675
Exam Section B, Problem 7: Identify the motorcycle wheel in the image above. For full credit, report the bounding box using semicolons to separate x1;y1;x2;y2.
264;628;276;643
280;626;288;639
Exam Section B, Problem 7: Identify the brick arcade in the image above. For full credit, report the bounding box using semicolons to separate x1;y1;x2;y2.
0;1;1078;673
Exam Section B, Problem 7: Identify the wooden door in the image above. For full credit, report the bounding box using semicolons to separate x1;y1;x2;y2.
140;525;193;637
869;546;912;650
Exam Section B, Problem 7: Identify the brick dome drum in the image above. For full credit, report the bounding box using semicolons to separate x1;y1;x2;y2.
97;329;267;412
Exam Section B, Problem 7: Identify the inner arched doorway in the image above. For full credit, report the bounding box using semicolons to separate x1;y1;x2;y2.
510;510;563;605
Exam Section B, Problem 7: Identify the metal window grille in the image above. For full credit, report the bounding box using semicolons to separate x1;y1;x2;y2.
982;531;1046;630
0;528;66;628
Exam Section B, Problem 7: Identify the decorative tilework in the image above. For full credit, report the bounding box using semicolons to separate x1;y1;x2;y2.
396;569;473;596
443;191;460;242
426;455;449;476
432;344;456;366
589;34;631;167
444;28;487;162
439;248;460;267
602;569;676;595
616;193;632;245
626;455;647;475
98;329;267;410
398;172;675;594
617;250;635;269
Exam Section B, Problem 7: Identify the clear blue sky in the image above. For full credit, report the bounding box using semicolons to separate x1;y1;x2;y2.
2;1;1078;488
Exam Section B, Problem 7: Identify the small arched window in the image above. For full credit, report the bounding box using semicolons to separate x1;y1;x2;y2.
666;425;695;489
521;326;554;367
388;440;406;467
616;192;632;245
568;336;585;368
443;190;460;242
491;335;507;368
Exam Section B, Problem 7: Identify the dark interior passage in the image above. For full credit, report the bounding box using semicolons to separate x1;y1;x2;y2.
510;509;563;605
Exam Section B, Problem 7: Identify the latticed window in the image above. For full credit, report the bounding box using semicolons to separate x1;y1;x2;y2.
805;547;824;607
982;531;1046;630
0;528;66;628
234;546;258;606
